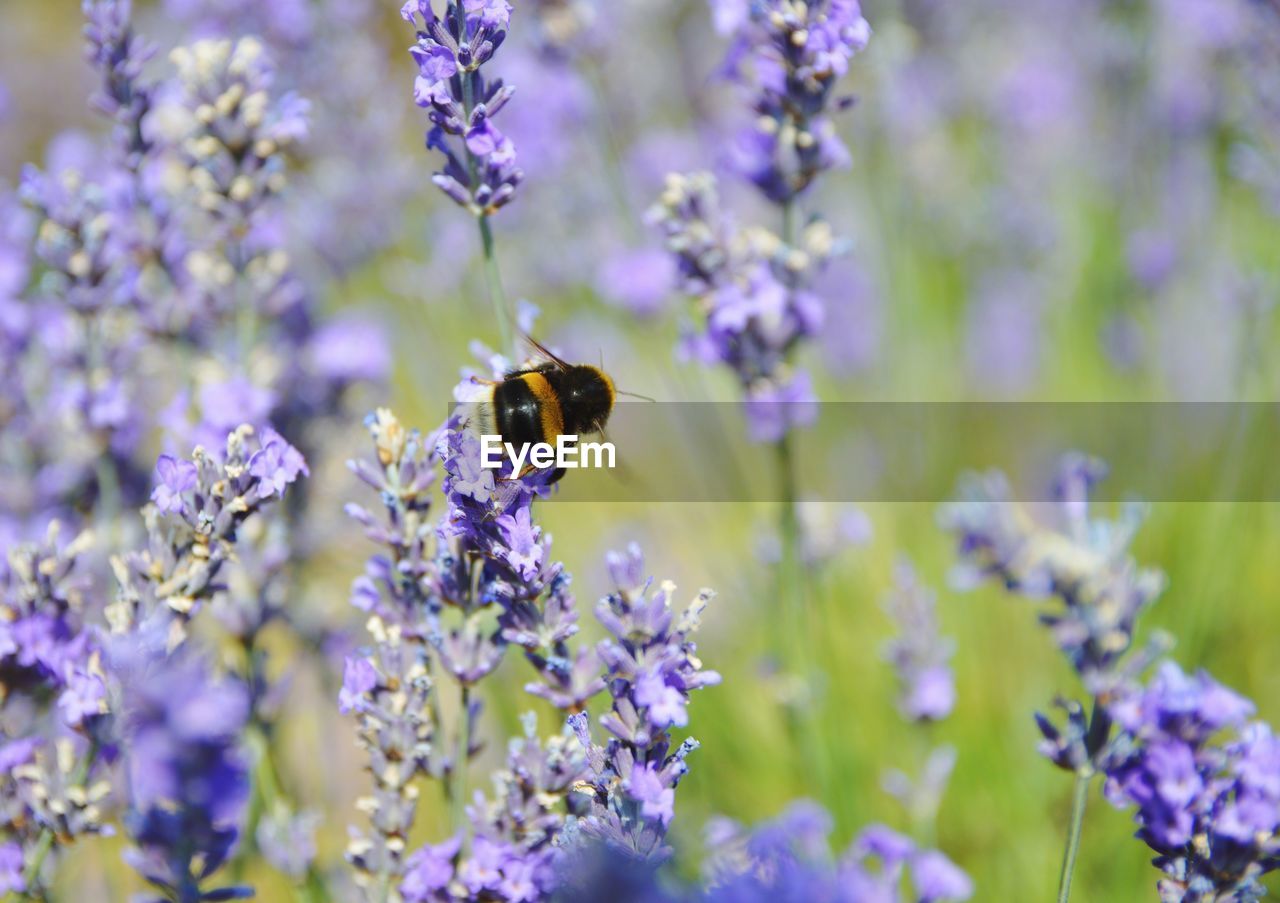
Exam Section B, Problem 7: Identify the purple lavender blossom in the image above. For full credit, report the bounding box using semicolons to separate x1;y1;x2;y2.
940;455;1166;701
404;0;524;215
166;0;417;275
715;0;871;204
556;800;972;902
569;547;720;860
1103;661;1279;902
109;426;306;640
649;172;836;442
2;733;111;893
249;428;311;499
82;0;156;167
150;455;197;515
167;38;309;224
343;408;602;899
883;559;957;722
0;524;98;707
117;641;253;903
0;842;23;894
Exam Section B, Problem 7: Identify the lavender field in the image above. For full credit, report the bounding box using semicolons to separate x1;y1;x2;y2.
2;1;1279;901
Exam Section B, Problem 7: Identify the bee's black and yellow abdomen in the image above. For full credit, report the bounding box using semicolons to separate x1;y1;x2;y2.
493;372;564;447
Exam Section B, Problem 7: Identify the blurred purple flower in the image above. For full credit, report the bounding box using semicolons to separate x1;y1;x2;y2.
402;836;462;900
117;641;252;901
248;429;309;500
1104;661;1279;900
0;842;23;894
306;314;391;386
338;655;378;715
596;247;676;318
149;455;197;515
882;560;957;723
629;763;676;827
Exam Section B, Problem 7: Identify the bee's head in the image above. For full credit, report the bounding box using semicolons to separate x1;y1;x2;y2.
564;365;615;434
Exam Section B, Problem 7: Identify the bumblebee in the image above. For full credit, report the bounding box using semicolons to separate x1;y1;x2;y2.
471;339;618;482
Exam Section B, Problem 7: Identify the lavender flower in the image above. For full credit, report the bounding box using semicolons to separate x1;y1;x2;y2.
167;38;308;229
1103;661;1279;902
559;801;972;902
404;0;524;215
343;406;592;898
164;0;414;276
883;559;956;723
16;163;145;510
108;426;307;642
116;640;253;903
83;0;157;169
707;807;971;902
4;736;112;893
343;405;725;899
341;409;451;896
342;618;438;896
940;455;1167;703
404;715;590;902
648;171;835;442
0;523;98;709
715;0;871;203
569;546;720;861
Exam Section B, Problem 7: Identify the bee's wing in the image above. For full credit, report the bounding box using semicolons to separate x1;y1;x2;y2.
522;334;572;371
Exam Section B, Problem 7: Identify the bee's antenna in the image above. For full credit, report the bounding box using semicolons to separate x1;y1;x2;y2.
616;389;657;402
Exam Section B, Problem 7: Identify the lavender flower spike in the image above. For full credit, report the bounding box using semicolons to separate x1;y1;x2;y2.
83;0;157;167
108;426;307;644
570;545;721;861
117;640;253;903
939;454;1168;762
404;0;523;215
1103;661;1280;902
716;0;871;204
342;409;440;897
883;558;956;723
168;38;309;227
648;171;836;442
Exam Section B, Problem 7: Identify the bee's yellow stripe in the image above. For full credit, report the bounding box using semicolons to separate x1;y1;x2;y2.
517;372;564;442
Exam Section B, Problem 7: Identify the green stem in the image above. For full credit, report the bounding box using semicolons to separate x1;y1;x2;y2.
582;58;639;235
478;215;514;357
1057;770;1091;903
451;683;473;841
781;199;797;247
774;434;807;677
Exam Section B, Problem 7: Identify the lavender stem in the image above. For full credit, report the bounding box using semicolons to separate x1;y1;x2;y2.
451;682;473;841
478;215;514;358
1056;770;1091;903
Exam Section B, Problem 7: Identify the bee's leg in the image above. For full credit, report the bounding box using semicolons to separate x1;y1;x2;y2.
546;467;567;485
